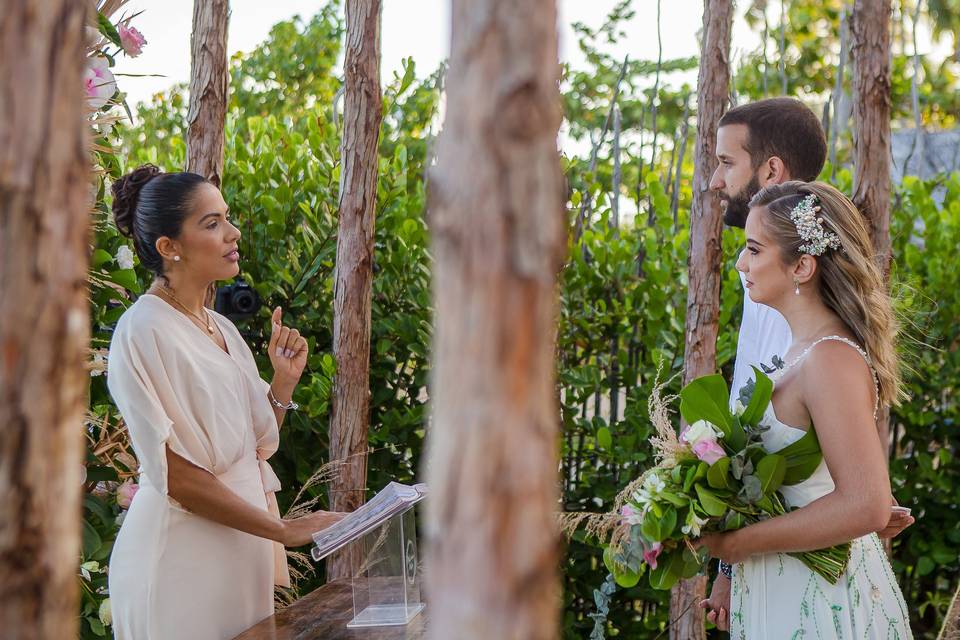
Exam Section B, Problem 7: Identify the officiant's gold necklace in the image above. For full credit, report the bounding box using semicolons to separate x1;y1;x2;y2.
156;284;215;334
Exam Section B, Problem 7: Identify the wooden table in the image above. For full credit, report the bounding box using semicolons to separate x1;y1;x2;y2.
233;580;427;640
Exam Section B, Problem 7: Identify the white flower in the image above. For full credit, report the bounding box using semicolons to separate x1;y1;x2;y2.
115;245;135;270
681;513;709;537
84;56;117;111
98;598;112;626
642;473;666;495
632;488;651;506
680;419;723;447
80;560;100;581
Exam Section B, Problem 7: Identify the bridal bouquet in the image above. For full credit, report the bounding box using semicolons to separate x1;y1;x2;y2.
597;367;850;590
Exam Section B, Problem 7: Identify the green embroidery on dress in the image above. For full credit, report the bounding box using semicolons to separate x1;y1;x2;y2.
831;604;844;637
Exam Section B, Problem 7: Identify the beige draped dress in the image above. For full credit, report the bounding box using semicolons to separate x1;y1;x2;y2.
107;294;289;640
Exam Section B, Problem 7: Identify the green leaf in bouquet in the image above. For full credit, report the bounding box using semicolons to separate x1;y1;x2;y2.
775;425;823;485
604;547;641;588
727;413;747;452
730;454;754;480
694;484;728;517
707;457;732;490
740;366;774;427
658;490;689;508
755;454;787;495
694;461;709;482
722;509;745;531
680;546;704;579
730;455;744;480
679;374;732;435
641;506;678;542
670;464;683;485
682;464;699;493
648;551;682;590
740;474;763;504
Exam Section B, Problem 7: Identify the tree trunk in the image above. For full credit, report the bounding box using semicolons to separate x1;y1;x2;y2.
850;0;893;472
0;2;90;638
185;0;229;186
851;0;892;275
424;0;567;637
327;0;382;581
939;581;960;640
675;0;733;638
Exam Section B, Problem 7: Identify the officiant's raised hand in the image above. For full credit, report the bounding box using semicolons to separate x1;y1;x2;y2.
268;306;309;383
281;511;347;547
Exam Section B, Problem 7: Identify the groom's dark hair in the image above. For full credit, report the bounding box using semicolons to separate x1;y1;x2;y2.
718;97;827;181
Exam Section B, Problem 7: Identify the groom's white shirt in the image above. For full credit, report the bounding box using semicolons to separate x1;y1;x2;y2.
730;250;793;404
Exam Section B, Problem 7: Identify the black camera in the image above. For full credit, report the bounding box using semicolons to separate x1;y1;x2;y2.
214;279;262;321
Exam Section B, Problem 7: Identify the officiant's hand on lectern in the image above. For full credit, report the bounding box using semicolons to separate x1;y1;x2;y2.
281;511;347;547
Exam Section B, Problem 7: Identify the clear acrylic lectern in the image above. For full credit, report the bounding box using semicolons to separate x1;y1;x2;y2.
311;482;426;628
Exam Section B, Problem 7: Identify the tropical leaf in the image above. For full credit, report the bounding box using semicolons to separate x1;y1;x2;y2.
776;426;823;485
679;374;733;434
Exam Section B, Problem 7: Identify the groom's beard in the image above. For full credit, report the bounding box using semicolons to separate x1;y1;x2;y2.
721;175;762;228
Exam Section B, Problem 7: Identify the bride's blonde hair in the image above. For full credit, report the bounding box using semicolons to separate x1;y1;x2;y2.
749;181;903;408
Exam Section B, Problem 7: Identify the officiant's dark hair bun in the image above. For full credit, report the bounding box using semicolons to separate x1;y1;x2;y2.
111;164;209;277
719;98;826;182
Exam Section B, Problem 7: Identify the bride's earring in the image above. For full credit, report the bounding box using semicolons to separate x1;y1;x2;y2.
794;279;800;295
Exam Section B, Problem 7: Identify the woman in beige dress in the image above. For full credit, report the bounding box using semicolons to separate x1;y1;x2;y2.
106;164;342;639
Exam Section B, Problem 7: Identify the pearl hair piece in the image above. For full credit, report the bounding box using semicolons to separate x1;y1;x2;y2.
790;194;842;256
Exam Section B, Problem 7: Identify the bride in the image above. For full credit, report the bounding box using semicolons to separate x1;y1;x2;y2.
698;181;912;638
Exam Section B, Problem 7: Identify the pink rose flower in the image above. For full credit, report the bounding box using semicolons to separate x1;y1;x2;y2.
118;24;147;57
116;480;139;509
692;438;726;465
84;56;116;110
642;541;663;570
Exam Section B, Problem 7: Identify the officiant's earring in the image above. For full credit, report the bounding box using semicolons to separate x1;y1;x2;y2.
173;255;181;262
794;279;800;295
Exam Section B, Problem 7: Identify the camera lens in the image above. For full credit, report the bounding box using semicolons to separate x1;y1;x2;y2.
232;288;257;313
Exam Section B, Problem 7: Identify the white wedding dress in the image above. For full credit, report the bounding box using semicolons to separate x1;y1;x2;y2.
729;336;912;639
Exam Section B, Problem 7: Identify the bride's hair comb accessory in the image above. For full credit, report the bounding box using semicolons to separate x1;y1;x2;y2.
790;194;842;256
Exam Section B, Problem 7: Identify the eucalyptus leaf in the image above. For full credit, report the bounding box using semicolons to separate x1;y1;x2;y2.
740;367;774;427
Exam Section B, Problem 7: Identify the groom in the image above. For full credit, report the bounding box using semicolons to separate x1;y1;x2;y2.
698;97;915;629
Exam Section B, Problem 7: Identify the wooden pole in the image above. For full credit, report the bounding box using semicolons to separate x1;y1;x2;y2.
850;0;893;274
674;0;733;637
424;0;567;637
0;2;91;637
185;0;230;186
327;0;383;580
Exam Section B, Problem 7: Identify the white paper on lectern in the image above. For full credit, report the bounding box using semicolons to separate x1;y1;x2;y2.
310;481;427;562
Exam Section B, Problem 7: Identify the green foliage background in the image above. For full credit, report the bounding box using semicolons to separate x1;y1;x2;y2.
81;1;959;637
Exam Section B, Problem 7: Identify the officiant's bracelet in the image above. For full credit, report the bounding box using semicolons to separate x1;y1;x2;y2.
268;387;299;411
719;561;733;579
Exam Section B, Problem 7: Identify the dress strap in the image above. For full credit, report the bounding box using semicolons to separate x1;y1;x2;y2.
774;335;880;420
